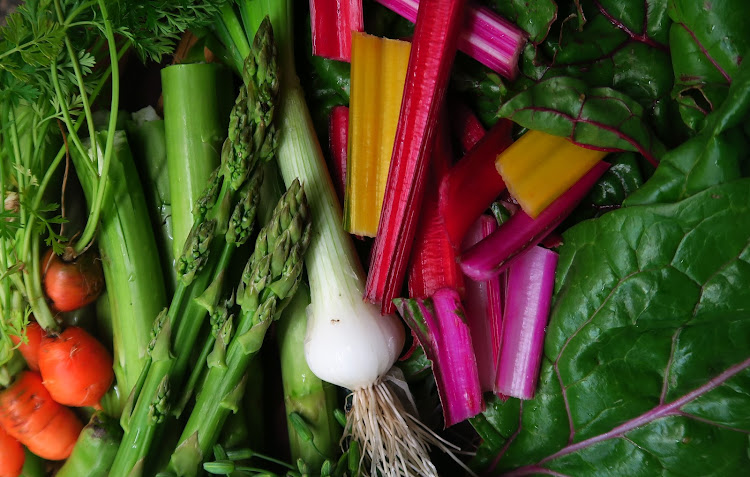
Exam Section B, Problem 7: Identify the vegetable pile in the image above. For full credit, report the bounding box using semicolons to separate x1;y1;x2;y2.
0;0;748;476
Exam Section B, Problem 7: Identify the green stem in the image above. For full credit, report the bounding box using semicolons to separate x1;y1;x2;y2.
29;41;128;220
64;0;98;24
173;333;213;417
56;412;124;477
110;243;230;476
29;118;53;181
171;241;234;383
53;0;99;163
126;116;177;293
0;38;46;61
0;141;10;319
73;0;120;255
49;59;95;171
226;450;295;470
2;106;57;332
20;41;129;269
7;107;27;227
219;3;251;60
21;239;57;331
71;130;168;404
161;63;232;257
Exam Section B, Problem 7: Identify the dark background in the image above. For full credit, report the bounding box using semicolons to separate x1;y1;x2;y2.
0;0;21;25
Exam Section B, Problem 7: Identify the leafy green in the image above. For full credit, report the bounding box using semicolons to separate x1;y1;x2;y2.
472;178;750;475
562;152;645;227
668;0;750;131
451;55;507;128
109;0;227;62
587;153;644;207
498;76;665;166
469;7;750;471
487;0;557;44
0;0;63;84
500;0;690;153
626;54;750;206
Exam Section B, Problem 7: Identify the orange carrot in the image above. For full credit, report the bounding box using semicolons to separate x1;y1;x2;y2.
0;371;83;461
0;424;24;477
38;326;114;407
42;248;104;312
10;321;44;372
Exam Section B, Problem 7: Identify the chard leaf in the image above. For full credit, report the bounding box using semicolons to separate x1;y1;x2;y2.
668;0;750;130
487;0;557;44
562;152;646;226
625;56;750;206
506;0;689;148
498;76;665;166
472;178;750;474
587;153;644;207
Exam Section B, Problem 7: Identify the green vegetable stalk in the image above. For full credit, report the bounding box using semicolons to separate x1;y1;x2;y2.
126;108;177;294
167;179;311;476
161;63;233;257
277;283;341;469
56;412;123;477
71;131;167;406
219;400;252;450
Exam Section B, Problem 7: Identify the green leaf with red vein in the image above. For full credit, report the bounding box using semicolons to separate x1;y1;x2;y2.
668;0;750;131
626;55;750;206
512;0;687;146
497;76;665;166
471;178;750;475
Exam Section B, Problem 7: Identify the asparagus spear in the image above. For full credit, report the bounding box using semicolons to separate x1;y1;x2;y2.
110;19;279;476
167;179;311;477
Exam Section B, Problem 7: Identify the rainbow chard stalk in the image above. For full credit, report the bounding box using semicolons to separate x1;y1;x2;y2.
495;246;558;399
366;0;469;314
461;161;610;281
374;0;526;78
310;0;363;61
462;215;503;393
396;289;484;426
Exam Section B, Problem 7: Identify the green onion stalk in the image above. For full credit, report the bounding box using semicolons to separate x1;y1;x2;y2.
109;19;280;476
166;179;311;476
